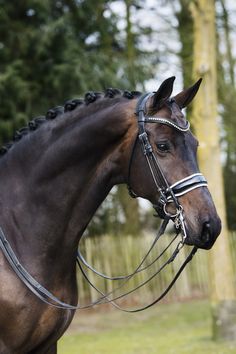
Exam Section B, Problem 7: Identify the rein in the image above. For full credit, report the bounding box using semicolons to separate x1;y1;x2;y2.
0;93;207;312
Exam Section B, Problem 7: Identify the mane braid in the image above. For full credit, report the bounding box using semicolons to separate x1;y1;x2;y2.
0;88;142;156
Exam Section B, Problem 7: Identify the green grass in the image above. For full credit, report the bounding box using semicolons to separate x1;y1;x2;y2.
58;300;236;354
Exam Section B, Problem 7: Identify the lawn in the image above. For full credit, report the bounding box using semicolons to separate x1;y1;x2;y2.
58;300;236;354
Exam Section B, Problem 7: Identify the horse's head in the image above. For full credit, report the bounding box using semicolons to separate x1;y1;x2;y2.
127;77;221;249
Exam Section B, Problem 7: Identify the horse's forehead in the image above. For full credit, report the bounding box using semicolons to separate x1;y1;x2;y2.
171;102;185;120
166;101;188;131
151;102;187;133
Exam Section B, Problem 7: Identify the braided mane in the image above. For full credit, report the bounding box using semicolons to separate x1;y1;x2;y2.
0;88;142;156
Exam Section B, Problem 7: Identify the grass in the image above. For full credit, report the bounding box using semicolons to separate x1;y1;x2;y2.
58;300;236;354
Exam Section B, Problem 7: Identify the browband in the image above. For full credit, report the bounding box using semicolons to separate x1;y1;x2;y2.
135;92;190;133
142;117;190;132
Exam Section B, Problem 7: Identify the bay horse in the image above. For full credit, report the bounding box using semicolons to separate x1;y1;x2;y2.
0;77;221;353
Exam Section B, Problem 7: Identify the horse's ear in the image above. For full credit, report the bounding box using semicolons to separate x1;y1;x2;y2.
151;76;176;111
174;78;202;109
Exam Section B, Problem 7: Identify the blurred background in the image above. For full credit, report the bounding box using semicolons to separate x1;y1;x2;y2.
0;0;236;353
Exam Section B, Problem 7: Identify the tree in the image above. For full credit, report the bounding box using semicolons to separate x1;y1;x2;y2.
190;0;236;340
0;0;126;143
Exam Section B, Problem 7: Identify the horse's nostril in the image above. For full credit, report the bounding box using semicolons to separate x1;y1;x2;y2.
201;221;211;243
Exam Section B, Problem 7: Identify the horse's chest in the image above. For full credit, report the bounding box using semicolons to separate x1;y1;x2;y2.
0;265;75;353
29;306;74;349
0;300;74;353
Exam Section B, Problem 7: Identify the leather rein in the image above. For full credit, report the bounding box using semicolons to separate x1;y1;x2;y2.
0;93;207;312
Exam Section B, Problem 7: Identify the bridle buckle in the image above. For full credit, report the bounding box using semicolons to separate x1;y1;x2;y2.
139;132;153;155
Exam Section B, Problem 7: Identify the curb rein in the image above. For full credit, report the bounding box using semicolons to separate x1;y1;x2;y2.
0;93;208;312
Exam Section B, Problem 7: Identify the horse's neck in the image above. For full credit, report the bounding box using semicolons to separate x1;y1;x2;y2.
0;99;136;269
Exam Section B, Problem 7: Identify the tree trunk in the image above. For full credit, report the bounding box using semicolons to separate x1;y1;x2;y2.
218;0;235;87
190;0;236;341
176;0;194;119
125;0;136;88
176;0;194;89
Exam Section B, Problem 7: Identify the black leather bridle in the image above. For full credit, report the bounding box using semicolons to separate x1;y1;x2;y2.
0;93;208;312
127;92;207;237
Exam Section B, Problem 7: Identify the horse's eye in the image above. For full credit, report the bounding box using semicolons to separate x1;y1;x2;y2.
157;142;170;152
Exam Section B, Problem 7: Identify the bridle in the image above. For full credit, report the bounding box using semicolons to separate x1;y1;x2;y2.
127;93;207;237
0;93;208;312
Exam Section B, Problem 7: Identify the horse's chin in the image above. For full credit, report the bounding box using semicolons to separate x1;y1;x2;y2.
184;237;214;250
173;226;215;250
183;219;221;250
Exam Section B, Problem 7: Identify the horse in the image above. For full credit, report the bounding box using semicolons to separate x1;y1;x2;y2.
0;76;221;353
